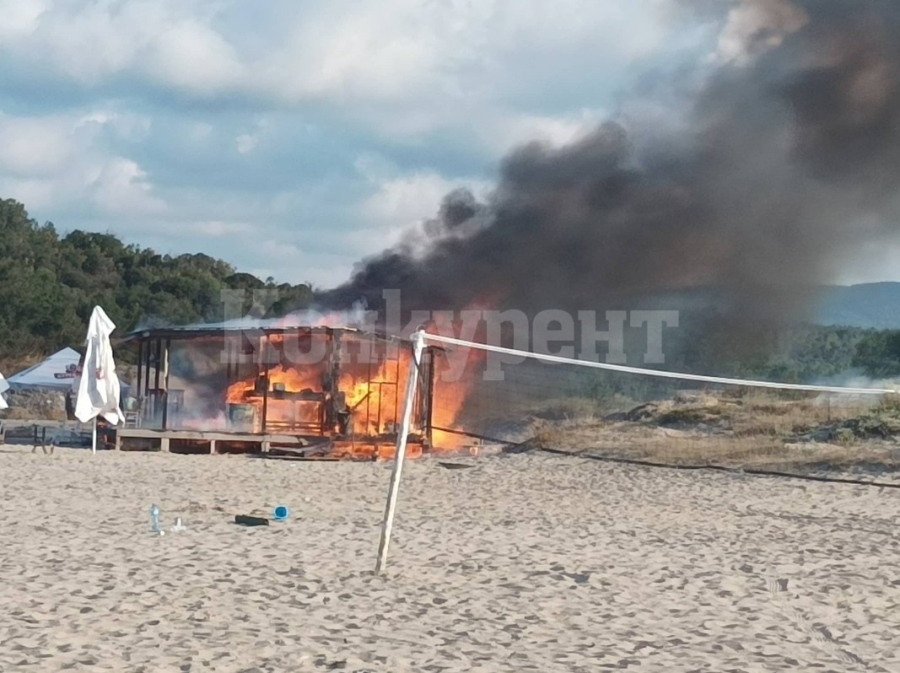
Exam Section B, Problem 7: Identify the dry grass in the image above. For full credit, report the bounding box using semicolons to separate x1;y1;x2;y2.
726;390;874;437
0;351;44;378
2;407;52;421
539;424;900;472
524;391;900;473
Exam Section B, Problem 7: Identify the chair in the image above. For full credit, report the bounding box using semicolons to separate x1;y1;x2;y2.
123;396;142;428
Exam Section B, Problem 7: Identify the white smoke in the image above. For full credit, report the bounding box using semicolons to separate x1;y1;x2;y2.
280;300;376;330
811;372;900;407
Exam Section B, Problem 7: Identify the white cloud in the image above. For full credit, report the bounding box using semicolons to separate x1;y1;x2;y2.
0;0;47;41
241;1;671;141
235;117;268;154
237;1;477;103
143;19;245;94
22;1;158;84
362;171;480;235
235;134;258;154
88;158;166;216
0;0;242;94
189;123;214;142
0;108;163;220
0;113;75;176
0;177;57;211
261;1;669;105
76;110;152;142
478;108;607;155
0;1;669;111
356;156;491;251
191;220;252;237
244;241;354;288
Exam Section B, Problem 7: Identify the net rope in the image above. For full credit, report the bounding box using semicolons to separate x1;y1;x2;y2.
423;332;898;395
421;330;900;481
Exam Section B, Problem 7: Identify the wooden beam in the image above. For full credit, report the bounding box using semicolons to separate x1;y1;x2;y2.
115;427;309;444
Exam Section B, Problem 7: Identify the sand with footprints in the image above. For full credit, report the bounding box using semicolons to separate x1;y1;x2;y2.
1;446;898;672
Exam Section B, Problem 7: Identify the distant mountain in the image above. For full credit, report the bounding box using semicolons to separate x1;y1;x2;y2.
619;283;900;331
817;283;900;329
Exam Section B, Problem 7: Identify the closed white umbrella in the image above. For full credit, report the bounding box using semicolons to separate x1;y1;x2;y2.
74;306;124;453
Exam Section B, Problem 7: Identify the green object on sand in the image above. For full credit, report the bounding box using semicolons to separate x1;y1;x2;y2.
234;515;269;526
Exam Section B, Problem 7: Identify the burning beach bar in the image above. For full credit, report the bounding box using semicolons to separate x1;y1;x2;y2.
114;320;440;458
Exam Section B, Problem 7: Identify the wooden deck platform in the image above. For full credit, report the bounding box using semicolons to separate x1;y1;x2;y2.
112;428;435;459
114;427;312;454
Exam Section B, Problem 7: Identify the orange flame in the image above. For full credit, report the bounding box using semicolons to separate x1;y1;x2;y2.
424;305;492;450
220;321;484;458
225;356;410;437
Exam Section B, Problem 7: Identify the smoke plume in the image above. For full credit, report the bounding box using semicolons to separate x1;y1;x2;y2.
319;0;900;355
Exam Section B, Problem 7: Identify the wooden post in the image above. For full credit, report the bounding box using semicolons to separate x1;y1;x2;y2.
153;339;161;390
330;330;342;437
423;348;435;446
152;339;162;429
161;338;171;430
260;335;268;434
143;338;152;397
226;336;234;395
393;337;400;432
136;340;143;402
365;340;373;439
375;329;425;575
329;329;341;400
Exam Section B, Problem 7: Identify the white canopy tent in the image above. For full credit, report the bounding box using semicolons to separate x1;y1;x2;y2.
0;372;8;410
7;348;82;392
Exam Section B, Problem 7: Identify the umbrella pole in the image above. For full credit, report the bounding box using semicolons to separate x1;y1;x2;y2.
92;418;97;455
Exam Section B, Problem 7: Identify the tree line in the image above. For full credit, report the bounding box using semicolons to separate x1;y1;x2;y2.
0;198;313;371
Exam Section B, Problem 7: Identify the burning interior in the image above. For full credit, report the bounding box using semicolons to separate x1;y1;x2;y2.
117;322;459;459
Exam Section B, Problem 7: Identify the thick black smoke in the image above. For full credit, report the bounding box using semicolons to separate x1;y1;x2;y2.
319;0;900;357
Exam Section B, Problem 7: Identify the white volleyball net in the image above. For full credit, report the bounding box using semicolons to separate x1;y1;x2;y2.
422;332;900;476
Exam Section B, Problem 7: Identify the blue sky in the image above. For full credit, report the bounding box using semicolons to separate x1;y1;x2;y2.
1;0;896;287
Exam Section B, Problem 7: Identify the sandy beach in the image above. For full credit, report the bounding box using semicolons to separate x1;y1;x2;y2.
1;447;898;672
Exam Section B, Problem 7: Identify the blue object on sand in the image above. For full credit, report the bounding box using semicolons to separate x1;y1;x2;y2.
273;505;289;521
150;504;161;534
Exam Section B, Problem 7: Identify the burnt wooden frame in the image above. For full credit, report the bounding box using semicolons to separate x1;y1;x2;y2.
121;325;437;445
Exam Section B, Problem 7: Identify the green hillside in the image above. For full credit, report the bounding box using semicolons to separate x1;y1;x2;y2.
0;198;313;370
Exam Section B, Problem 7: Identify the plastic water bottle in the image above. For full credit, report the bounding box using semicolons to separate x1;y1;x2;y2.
150;504;161;534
